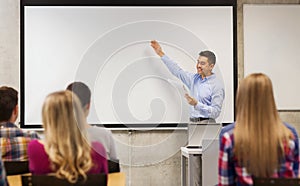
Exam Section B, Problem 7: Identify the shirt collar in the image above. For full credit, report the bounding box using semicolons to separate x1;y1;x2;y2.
199;73;216;80
0;122;18;128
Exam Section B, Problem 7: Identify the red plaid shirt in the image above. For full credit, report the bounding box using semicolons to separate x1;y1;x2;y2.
218;123;299;186
0;122;39;161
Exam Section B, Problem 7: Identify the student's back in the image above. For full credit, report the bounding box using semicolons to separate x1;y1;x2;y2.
0;86;39;161
66;82;118;160
218;73;299;186
27;91;108;183
28;140;107;175
87;126;117;160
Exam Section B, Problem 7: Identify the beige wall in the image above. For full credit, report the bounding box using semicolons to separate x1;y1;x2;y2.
1;0;300;185
0;0;19;89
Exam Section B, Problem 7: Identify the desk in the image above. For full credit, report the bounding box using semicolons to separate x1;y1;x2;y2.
181;146;202;186
108;172;126;186
7;175;22;186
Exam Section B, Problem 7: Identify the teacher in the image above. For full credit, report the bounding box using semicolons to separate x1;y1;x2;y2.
150;40;224;123
151;40;225;185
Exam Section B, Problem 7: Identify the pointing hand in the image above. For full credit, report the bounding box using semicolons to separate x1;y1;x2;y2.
150;40;165;57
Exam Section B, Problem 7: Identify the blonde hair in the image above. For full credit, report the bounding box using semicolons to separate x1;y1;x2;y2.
234;73;292;177
42;90;93;183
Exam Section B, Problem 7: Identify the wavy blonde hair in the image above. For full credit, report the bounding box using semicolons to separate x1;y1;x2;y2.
42;90;93;183
234;73;292;177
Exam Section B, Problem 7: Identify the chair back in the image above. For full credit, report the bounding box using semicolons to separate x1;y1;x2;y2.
4;161;29;176
253;177;300;186
108;159;120;173
21;174;107;186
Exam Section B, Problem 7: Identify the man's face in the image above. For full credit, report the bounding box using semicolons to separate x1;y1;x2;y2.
196;56;214;77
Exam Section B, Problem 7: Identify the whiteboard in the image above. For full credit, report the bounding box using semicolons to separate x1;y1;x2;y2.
23;6;235;126
244;5;300;110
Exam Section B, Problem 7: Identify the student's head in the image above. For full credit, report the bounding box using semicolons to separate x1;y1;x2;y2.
42;90;87;136
0;86;18;122
234;73;292;177
236;73;277;121
42;90;93;183
66;82;91;117
197;50;216;77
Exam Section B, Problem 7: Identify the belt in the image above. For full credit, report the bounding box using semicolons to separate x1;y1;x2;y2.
189;117;210;122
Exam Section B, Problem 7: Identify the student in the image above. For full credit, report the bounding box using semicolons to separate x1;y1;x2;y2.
66;82;118;160
28;91;108;183
218;73;299;186
0;86;39;161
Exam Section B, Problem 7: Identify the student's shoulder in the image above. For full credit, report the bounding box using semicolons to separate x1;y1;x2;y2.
220;123;235;137
284;122;296;130
91;139;106;147
0;126;39;138
28;139;43;148
25;130;40;138
283;122;299;138
28;140;45;155
91;141;107;157
89;126;112;135
11;127;40;138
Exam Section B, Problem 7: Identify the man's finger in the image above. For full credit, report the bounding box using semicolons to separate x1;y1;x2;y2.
185;93;191;99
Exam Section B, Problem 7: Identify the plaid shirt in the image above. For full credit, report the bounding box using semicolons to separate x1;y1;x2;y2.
0;149;7;186
0;122;39;161
219;122;299;186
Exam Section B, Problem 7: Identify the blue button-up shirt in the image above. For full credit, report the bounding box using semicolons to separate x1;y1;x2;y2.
161;55;225;119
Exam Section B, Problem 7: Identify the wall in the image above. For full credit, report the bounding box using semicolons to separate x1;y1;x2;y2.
0;0;19;89
1;0;300;185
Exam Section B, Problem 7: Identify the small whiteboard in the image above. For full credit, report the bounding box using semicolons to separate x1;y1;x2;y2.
244;5;300;110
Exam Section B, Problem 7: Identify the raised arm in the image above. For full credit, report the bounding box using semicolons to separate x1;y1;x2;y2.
150;40;165;57
150;40;194;87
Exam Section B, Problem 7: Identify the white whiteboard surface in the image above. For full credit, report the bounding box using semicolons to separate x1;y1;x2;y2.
24;6;234;125
244;5;300;110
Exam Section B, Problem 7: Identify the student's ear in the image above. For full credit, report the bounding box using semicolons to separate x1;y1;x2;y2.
85;103;90;111
83;103;91;117
10;105;18;123
13;105;18;117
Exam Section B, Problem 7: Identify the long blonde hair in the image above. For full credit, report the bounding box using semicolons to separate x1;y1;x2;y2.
42;90;93;183
234;73;292;177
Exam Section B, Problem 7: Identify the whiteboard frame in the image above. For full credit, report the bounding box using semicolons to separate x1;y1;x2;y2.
20;0;237;129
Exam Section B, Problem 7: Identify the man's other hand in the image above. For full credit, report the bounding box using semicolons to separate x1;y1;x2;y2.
185;94;198;106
